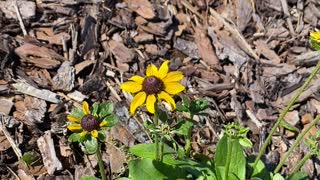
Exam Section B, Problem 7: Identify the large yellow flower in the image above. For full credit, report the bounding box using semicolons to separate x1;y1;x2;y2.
120;61;185;114
67;101;108;138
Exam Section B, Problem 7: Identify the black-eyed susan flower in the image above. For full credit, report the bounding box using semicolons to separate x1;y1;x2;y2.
120;60;185;114
310;31;320;51
67;101;116;140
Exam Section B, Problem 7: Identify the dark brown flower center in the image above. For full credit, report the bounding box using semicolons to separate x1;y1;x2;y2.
142;76;163;95
81;115;99;132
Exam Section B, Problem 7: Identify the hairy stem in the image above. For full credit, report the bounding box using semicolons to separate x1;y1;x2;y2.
274;115;320;173
96;144;107;180
160;137;164;162
252;61;320;174
154;108;159;161
290;151;313;175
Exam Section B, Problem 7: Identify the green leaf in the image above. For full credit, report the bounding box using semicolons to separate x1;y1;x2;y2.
91;102;99;116
81;176;100;180
214;136;245;180
70;106;85;120
68;133;85;143
99;102;114;118
176;105;189;112
279;120;299;133
84;137;98;154
22;151;41;166
173;120;194;136
214;135;228;167
272;173;285;180
239;137;253;148
310;39;320;51
190;99;209;114
103;114;118;127
287;171;309;180
247;155;271;180
98;131;106;142
128;159;187;180
157;109;170;124
181;96;190;107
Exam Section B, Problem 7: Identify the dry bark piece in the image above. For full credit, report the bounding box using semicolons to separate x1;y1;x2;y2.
0;130;11;152
52;61;75;92
106;143;126;174
35;28;70;45
301;114;313;125
0;0;36;19
37;131;63;175
127;0;155;19
13;82;61;103
14;96;47;125
15;43;65;69
254;40;281;63
174;38;200;59
194;27;220;66
108;123;136;147
133;33;154;43
0;98;13;115
109;40;135;63
284;111;300;126
67;91;87;102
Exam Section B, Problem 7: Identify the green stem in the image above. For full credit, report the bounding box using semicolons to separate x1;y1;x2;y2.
252;61;320;174
154;109;159;161
290;151;314;175
274;115;320;173
225;138;233;180
96;144;107;180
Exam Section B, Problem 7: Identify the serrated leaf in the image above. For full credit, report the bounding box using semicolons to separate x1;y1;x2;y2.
68;133;84;143
157;109;170;123
98;131;106;142
176;105;189;112
70;106;85;120
99;102;114;118
91;102;99;116
190;99;209;114
173;120;194;136
181;96;190;107
84;137;98;154
239;137;253;148
103;114;118;127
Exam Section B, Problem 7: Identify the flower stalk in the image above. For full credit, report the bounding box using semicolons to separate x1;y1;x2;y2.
225;138;234;180
96;143;107;180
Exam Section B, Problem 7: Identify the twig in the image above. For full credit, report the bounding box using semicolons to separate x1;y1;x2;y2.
13;1;27;36
209;8;259;60
106;81;121;101
280;0;295;35
0;118;22;159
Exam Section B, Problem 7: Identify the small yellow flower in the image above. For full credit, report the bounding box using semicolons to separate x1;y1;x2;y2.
310;31;320;43
67;101;108;138
120;60;185;114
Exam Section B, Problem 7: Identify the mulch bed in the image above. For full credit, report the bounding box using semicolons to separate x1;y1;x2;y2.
0;0;320;179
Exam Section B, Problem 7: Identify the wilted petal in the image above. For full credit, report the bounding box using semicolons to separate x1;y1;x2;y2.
91;130;98;138
120;81;142;93
158;60;170;79
146;94;156;114
130;92;147;114
164;82;185;95
83;101;90;115
67;124;82;132
158;91;176;110
67;116;80;123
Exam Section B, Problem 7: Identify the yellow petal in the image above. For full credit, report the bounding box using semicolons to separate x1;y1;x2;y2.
91;130;98;138
67;116;80;123
129;75;145;84
100;121;108;127
83;101;90;115
158;91;176;110
130;92;147;114
311;32;320;40
146;95;156;114
67;124;82;132
158;60;170;79
146;64;158;77
163;71;184;83
80;131;88;138
164;82;185;95
120;81;142;93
